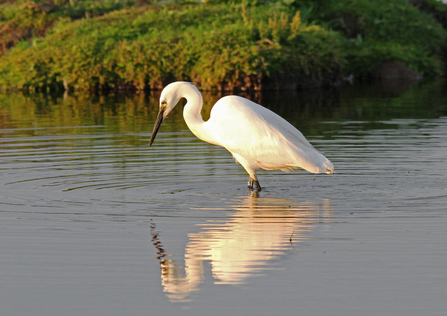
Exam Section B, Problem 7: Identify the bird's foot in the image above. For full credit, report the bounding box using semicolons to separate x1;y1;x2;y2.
248;179;262;192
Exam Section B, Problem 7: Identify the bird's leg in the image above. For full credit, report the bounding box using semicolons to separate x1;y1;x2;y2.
248;178;253;190
248;178;262;192
254;179;262;191
233;154;261;192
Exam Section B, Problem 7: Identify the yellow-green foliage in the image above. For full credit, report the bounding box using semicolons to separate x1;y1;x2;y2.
0;3;344;90
1;0;446;90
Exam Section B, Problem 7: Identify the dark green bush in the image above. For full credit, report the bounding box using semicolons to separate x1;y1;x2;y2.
310;0;447;77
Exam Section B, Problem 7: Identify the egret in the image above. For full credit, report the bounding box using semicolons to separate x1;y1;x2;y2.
149;81;333;191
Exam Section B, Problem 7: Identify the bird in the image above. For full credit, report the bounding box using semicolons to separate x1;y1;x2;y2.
149;81;333;191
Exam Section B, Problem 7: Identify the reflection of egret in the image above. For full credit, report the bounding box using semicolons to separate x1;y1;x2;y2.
151;196;332;302
149;81;334;191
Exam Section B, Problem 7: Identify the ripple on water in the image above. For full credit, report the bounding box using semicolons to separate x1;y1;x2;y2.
0;117;446;215
1;90;447;315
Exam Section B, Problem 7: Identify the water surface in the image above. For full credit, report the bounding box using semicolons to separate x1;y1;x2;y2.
1;80;447;315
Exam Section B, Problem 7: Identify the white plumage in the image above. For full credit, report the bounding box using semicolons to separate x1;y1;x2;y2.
150;81;333;191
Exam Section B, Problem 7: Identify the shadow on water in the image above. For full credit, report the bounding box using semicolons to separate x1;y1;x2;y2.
150;195;332;303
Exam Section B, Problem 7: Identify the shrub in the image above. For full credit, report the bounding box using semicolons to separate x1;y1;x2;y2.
311;0;447;77
0;3;344;90
0;0;446;90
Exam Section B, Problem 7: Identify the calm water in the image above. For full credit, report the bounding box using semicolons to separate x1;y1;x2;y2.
1;80;447;315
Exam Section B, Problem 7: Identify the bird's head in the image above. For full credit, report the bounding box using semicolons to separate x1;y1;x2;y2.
149;82;189;146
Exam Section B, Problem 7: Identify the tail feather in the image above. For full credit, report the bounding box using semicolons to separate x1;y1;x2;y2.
287;146;334;174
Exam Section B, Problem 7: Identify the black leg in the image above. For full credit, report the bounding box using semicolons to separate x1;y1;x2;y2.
254;179;262;192
248;178;262;192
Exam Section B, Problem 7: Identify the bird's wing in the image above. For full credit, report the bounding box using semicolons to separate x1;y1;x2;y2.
207;96;332;174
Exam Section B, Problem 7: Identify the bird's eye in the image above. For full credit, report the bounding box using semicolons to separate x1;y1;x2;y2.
161;100;167;106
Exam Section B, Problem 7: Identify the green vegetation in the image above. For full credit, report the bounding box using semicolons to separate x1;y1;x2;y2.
0;0;446;91
307;0;447;78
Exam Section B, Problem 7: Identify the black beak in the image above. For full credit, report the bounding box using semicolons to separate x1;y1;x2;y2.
149;108;165;146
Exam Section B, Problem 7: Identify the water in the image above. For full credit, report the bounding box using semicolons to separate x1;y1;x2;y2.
1;80;447;315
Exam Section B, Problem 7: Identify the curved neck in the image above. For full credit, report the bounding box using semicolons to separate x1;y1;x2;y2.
181;86;219;146
182;86;205;130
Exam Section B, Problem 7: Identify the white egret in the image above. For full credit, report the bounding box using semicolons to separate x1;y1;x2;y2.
149;81;333;191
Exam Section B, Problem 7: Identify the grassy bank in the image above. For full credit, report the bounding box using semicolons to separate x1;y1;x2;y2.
0;0;446;91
